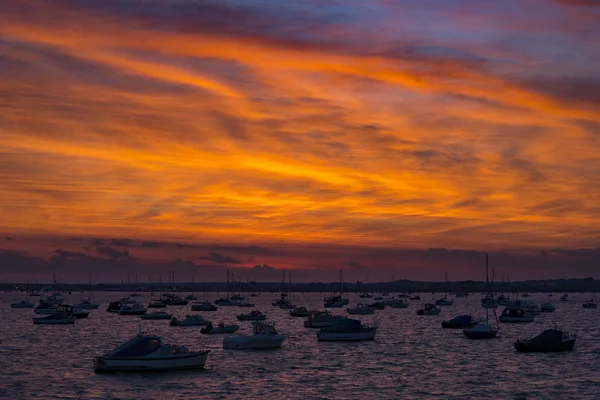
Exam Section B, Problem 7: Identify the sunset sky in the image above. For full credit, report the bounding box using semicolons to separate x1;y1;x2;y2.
1;0;599;283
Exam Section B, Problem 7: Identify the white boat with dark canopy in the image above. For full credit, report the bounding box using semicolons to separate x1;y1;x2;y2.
223;321;286;350
316;318;377;341
93;334;210;373
33;305;76;324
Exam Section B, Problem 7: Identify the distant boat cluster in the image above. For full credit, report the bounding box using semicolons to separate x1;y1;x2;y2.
8;282;594;372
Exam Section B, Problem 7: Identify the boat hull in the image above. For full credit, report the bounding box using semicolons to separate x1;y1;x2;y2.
223;335;285;350
94;351;209;373
11;303;35;309
33;317;76;324
514;339;575;353
317;329;377;341
463;329;498;339
499;316;533;323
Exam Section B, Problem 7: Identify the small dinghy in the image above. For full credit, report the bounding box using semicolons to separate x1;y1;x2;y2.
141;311;172;320
347;304;375;315
514;329;576;353
441;315;478;329
94;334;210;372
316;318;377;341
191;301;218;311
289;306;310;317
201;322;240;334
33;305;76;324
237;302;255;308
10;300;35;309
223;321;286;350
417;303;441;315
409;295;421;300
170;315;210;326
237;310;266;321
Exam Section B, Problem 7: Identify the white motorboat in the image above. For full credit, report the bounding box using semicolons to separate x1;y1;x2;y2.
107;298;136;312
10;300;35;309
170;314;210;326
304;311;345;327
117;302;147;316
94;334;210;373
347;304;374;315
191;301;218;311
33;305;76;324
237;302;255;308
417;304;441;315
75;300;99;310
237;310;266;321
223;321;286;350
505;300;539;315
317;318;377;341
201;322;240;334
141;311;172;320
499;306;534;323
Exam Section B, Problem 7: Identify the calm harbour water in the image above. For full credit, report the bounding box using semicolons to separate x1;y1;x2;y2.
0;292;599;399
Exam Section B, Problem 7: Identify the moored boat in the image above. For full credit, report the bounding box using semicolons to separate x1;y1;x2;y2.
463;323;499;339
514;329;576;352
540;302;556;312
191;301;218;311
141;311;172;320
289;306;310;317
75;300;99;310
237;310;266;321
170;314;210;326
316;318;377;341
93;334;210;372
304;310;345;327
33;305;76;324
201;322;240;334
442;315;478;329
417;303;441;315
223;321;285;350
347;304;375;315
499;306;534;323
10;300;35;309
73;309;90;318
435;297;454;306
117;302;147;316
